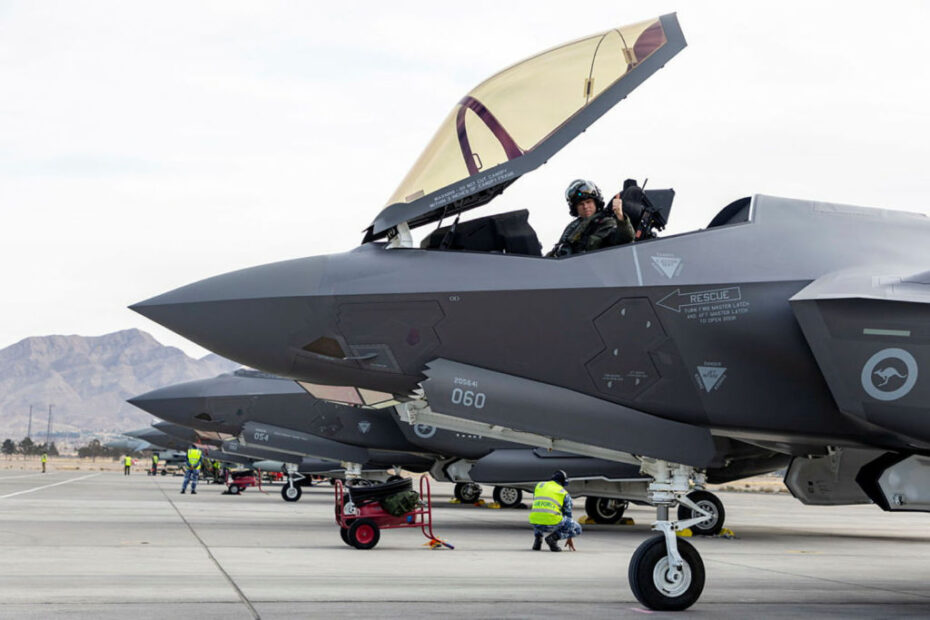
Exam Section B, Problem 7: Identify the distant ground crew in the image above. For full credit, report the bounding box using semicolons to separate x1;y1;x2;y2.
41;452;47;473
123;455;132;476
529;470;582;552
181;444;202;495
150;453;159;476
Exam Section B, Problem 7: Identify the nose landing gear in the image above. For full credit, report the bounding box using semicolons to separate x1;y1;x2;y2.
628;460;713;611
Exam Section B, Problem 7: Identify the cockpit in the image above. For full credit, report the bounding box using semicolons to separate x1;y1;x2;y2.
361;14;752;257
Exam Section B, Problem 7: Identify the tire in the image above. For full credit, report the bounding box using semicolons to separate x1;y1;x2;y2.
387;475;404;482
492;486;523;508
281;484;302;502
585;496;628;524
628;534;705;611
228;484;240;495
347;518;380;549
339;527;352;546
677;490;725;536
454;482;482;503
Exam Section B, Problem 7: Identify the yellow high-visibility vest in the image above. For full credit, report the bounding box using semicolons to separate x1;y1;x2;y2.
528;480;567;525
152;455;159;464
187;448;203;470
124;456;132;466
41;454;47;463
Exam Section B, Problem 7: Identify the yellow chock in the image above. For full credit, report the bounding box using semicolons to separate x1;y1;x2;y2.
620;517;635;526
676;528;693;537
474;499;486;506
718;528;736;539
487;502;501;509
579;516;594;525
449;498;461;504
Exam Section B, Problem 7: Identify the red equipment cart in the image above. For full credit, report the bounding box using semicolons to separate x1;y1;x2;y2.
226;468;262;495
334;476;452;550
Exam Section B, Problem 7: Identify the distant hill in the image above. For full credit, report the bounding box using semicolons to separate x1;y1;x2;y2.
0;329;239;437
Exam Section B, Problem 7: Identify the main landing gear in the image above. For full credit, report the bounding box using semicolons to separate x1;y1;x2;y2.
628;461;714;611
453;482;482;503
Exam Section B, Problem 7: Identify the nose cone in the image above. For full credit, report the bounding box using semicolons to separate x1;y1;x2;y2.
129;376;246;435
130;255;332;377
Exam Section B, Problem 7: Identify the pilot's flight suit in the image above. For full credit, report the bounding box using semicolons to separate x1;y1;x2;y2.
547;211;634;256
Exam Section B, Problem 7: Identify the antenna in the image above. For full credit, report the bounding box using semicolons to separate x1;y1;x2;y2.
45;404;53;448
27;405;33;440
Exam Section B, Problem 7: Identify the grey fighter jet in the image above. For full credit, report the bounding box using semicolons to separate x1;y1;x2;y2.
130;370;666;516
132;14;930;611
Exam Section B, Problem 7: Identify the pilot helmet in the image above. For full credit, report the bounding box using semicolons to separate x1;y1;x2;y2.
565;179;604;216
551;469;568;486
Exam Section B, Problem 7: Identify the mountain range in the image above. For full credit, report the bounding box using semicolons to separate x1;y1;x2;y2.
0;329;239;438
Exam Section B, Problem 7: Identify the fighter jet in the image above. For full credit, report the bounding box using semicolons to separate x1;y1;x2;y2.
130;370;673;518
132;13;930;611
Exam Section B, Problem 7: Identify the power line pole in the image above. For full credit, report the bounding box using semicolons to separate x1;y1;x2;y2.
45;404;53;448
27;405;33;439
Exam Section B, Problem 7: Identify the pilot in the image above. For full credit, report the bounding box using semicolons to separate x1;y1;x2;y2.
529;470;582;551
546;179;634;257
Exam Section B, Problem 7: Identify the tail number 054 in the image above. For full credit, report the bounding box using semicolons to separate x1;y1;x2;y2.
451;388;486;409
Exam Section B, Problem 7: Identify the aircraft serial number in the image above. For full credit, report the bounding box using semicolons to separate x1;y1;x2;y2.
454;377;479;388
253;432;269;442
451;388;486;409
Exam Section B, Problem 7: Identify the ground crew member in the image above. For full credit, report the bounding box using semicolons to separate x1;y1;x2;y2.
123;454;132;476
529;470;582;552
181;444;202;495
41;452;47;473
151;453;159;476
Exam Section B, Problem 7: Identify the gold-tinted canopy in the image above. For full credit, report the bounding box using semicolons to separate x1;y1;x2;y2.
387;18;668;208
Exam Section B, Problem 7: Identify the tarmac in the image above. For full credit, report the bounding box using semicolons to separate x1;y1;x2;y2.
1;469;929;619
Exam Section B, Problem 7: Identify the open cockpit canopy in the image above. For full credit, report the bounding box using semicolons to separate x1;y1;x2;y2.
364;14;686;242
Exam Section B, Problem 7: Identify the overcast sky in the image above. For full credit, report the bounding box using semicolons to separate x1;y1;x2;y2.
2;0;929;357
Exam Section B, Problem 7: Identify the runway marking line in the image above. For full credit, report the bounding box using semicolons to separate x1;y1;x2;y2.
0;472;61;481
0;473;102;499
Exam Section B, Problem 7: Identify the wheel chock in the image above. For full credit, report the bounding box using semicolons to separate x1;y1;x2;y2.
423;538;455;550
487;502;502;509
676;528;693;537
578;515;594;525
717;528;737;539
474;499;486;506
449;498;461;504
620;517;635;526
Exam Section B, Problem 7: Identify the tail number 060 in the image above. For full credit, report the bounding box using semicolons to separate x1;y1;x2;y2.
451;388;486;409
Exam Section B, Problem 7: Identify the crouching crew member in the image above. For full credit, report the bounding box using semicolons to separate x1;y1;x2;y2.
181;445;202;495
529;470;582;551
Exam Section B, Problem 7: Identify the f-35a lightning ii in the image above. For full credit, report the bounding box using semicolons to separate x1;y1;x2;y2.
133;14;930;611
131;369;695;521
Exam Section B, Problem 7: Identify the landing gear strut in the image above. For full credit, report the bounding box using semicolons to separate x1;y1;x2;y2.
628;461;712;611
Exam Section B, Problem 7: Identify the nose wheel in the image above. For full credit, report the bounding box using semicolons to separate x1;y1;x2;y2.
628;460;715;611
629;535;705;611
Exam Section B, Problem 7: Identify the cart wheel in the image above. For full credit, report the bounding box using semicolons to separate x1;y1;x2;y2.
282;484;302;502
339;527;352;546
228;484;240;495
492;486;523;508
347;518;380;549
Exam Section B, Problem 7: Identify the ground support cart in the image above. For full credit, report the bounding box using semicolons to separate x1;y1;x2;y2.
334;476;452;550
225;468;262;495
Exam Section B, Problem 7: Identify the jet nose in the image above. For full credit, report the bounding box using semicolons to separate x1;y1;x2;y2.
128;378;243;434
130;254;333;377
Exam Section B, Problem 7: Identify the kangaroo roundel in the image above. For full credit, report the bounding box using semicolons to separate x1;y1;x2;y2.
861;348;918;401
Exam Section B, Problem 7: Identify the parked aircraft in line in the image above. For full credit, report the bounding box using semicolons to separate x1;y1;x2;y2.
132;13;930;610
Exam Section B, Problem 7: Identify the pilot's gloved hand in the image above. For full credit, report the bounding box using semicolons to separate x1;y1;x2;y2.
611;194;626;220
